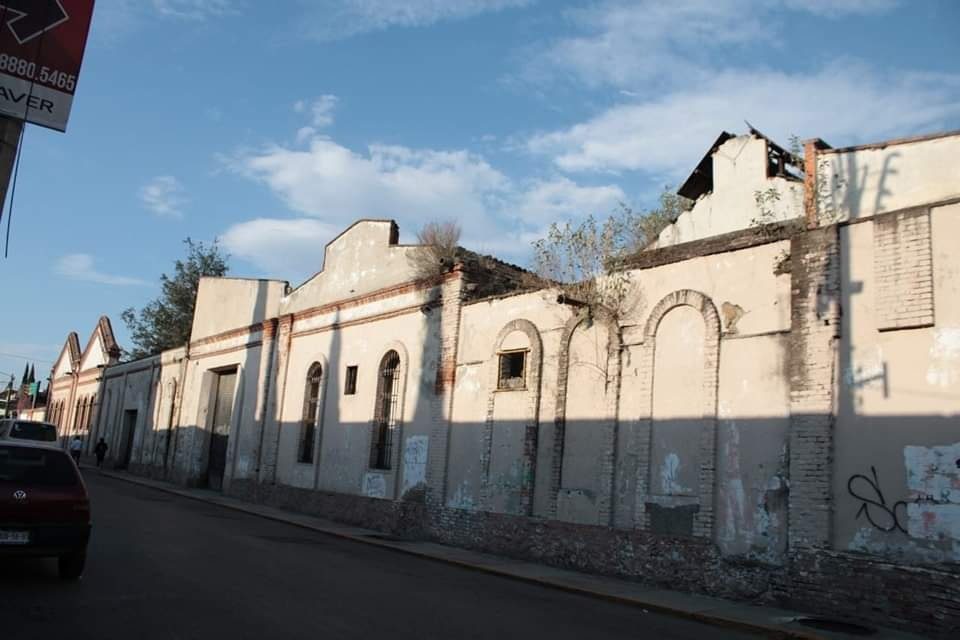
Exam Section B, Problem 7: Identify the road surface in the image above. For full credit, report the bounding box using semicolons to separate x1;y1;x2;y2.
1;471;750;640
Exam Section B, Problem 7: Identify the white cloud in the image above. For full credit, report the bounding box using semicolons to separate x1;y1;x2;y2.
782;0;899;16
527;64;960;176
515;177;625;223
221;218;339;279
151;0;235;20
525;0;900;91
140;176;187;218
233;137;511;231
294;95;339;142
295;95;339;128
54;254;147;286
529;0;768;90
225;131;626;271
302;0;533;40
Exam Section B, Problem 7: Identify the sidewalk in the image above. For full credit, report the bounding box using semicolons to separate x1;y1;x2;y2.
92;468;924;640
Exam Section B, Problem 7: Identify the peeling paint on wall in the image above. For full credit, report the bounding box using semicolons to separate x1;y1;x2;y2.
926;328;960;387
904;442;960;544
362;472;386;498
448;480;475;510
660;453;690;495
844;344;885;388
905;441;960;503
401;435;428;495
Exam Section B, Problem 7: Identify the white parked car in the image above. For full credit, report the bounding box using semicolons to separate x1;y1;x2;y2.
0;419;59;444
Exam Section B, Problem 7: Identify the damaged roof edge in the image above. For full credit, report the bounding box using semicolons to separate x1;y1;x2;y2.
676;131;734;201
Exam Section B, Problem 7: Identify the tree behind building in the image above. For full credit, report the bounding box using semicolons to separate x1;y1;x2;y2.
121;238;229;360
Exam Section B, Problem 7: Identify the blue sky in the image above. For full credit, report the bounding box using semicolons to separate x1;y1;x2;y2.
1;0;959;383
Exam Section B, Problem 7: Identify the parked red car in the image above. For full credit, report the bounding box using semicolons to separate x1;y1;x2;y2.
0;441;91;579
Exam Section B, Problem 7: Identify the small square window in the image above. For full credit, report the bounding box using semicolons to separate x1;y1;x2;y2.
345;366;358;395
498;350;527;390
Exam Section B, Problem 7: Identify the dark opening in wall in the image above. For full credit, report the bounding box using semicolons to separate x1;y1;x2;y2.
498;350;527;390
345;365;358;395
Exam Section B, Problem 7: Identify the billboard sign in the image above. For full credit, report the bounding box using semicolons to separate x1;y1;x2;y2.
0;1;95;132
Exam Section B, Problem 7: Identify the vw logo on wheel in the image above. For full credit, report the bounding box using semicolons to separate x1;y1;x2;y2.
12;490;27;501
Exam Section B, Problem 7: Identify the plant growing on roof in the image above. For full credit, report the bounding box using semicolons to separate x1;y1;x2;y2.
530;189;685;321
407;220;462;284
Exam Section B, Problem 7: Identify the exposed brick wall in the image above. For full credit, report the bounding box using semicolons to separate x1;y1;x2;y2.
787;227;841;549
228;479;428;538
873;208;934;331
425;273;465;509
777;549;960;638
427;506;775;601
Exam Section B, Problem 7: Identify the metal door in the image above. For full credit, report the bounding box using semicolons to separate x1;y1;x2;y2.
207;371;236;491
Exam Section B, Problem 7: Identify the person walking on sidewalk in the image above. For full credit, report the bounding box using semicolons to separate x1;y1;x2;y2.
69;436;83;466
94;438;108;468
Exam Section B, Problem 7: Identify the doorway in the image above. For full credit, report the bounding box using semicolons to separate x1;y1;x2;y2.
207;370;237;491
120;410;138;469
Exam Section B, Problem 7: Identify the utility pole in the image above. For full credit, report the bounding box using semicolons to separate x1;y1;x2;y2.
0;116;23;217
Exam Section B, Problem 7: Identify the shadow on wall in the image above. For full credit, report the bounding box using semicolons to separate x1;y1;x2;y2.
152;413;958;564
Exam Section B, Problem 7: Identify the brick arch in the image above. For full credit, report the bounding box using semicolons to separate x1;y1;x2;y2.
549;309;623;524
643;289;721;341
635;289;721;540
480;319;543;515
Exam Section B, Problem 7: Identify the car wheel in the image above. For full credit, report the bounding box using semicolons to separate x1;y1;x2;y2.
58;550;86;580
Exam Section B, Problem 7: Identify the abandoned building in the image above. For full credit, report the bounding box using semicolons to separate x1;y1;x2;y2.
48;128;960;635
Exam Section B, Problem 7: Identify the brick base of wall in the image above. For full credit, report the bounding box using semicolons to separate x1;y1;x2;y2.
228;479;428;538
776;549;960;638
219;479;960;638
426;505;774;601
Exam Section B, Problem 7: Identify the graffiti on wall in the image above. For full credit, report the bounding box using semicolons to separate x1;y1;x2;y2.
848;466;908;533
848;443;960;543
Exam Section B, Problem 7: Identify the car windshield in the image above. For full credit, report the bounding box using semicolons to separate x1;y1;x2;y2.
8;422;58;442
0;445;79;487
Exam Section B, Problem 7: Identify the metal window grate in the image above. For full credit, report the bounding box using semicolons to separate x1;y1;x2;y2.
370;351;401;469
298;364;323;464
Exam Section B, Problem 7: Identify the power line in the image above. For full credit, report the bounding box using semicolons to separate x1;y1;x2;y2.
0;351;54;364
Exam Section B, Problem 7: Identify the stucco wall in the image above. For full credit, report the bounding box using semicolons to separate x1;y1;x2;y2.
656;136;803;248
191;277;287;342
834;202;960;562
281;220;421;316
818;133;960;223
271;297;438;501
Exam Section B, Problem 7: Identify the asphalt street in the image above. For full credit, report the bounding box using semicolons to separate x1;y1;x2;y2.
1;471;752;640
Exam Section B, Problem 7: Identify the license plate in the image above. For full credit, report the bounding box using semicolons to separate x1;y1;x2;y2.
0;530;29;545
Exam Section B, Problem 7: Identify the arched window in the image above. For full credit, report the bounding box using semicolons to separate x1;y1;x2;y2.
298;363;323;464
370;350;401;470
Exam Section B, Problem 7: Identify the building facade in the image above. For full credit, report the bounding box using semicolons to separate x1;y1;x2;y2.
65;129;960;635
47;316;120;453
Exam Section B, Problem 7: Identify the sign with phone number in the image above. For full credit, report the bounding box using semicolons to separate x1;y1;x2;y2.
0;1;95;132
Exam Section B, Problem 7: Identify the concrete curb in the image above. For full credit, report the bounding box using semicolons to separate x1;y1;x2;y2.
93;469;824;640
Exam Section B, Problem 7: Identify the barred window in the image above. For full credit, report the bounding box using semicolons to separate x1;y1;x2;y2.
298;363;323;464
370;351;401;470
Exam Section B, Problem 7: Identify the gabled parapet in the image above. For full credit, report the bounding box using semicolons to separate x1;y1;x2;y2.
654;130;804;248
